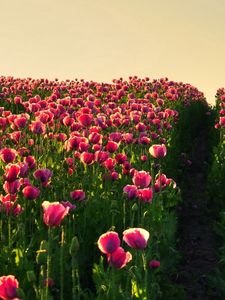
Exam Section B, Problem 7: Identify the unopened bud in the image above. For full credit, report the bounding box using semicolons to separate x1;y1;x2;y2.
131;203;138;212
69;236;79;256
27;270;36;282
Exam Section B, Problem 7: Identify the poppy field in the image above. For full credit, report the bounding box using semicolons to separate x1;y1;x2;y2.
0;75;224;299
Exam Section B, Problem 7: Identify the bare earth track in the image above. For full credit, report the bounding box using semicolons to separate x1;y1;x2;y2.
175;125;219;299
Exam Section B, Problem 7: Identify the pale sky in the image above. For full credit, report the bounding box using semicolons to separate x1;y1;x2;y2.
1;0;225;105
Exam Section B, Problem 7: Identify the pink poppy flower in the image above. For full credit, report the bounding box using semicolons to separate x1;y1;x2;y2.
137;188;153;203
9;131;22;144
103;158;116;170
97;231;120;254
132;170;151;188
105;141;119;153
29;120;46;134
70;190;86;201
0;117;7;131
18;162;29;178
80;152;94;165
110;171;119;181
24;155;36;169
122;161;131;175
78;142;90;152
123;228;150;249
219;117;225;127
78;114;93;127
0;275;19;300
115;153;127;164
154;173;176;192
122;133;133;144
61;201;76;211
149;260;160;268
140;155;148;162
107;247;132;269
4;164;20;182
42;201;69;227
94;151;109;164
65;137;81;151
3;180;21;195
88;132;102;144
33;169;52;186
149;144;167;159
22;185;40;200
0;148;17;163
62;116;74;127
14;116;27;129
123;185;138;199
0;200;23;217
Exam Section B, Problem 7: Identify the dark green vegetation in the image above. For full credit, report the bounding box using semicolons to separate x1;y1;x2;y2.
0;76;224;299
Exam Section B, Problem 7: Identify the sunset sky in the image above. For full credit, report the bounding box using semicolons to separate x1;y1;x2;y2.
1;0;225;104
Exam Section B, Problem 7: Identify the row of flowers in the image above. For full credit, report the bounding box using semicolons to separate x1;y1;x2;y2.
0;75;207;299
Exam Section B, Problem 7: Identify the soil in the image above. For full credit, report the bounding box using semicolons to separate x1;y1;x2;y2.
174;126;219;299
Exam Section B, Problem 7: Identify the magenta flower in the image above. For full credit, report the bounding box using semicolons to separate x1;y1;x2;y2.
24;155;36;169
22;185;40;200
137;188;153;203
65;137;80;151
103;158;116;170
18;162;29;177
105;141;119;153
33;168;52;186
70;190;86;201
88;132;102;144
97;231;120;254
219;116;225;127
4;164;20;182
0;199;23;217
0;148;17;164
3;180;21;195
0;275;19;300
14;115;27;129
80;152;94;165
123;185;138;199
29;120;46;134
132;170;151;188
149;260;160;268
42;201;69;227
123;228;150;249
94;151;109;164
78;114;93;127
115;153;127;164
107;247;132;269
149;144;167;159
61;201;76;211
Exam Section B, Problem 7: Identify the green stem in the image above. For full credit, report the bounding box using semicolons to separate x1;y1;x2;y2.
60;226;65;300
123;199;126;229
142;251;148;298
8;216;11;249
45;227;52;300
111;267;116;300
71;257;80;300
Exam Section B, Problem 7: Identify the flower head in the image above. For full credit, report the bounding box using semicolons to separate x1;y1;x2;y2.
107;247;132;269
123;228;150;249
97;231;120;254
149;144;167;159
132;170;151;188
42;201;69;227
0;148;17;164
0;275;19;300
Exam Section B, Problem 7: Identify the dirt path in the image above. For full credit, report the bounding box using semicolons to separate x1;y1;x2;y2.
175;126;219;299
